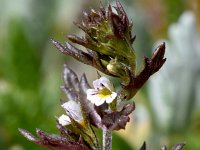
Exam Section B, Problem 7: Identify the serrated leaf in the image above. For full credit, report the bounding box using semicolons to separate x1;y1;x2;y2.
95;103;135;130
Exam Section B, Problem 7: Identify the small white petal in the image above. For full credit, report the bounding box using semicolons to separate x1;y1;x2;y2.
87;89;98;96
99;77;114;91
106;92;117;103
93;78;101;90
94;98;106;106
88;94;101;104
111;92;117;99
58;115;71;126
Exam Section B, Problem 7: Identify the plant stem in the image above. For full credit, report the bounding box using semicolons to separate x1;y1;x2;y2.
103;128;112;150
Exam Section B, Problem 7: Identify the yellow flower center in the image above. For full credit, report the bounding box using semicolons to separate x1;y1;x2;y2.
80;120;85;127
97;88;112;98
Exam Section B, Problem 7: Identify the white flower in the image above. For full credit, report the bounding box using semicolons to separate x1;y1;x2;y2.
58;114;71;126
58;100;83;126
87;77;117;106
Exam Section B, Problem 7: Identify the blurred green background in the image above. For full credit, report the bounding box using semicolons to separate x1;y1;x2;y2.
0;0;200;149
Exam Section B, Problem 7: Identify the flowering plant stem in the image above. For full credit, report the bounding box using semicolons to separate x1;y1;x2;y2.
19;1;185;150
103;128;112;150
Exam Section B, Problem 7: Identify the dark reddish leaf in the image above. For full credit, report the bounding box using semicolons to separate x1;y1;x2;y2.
19;128;90;150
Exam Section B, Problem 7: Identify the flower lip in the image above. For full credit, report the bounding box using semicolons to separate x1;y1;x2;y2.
61;100;83;122
87;76;117;106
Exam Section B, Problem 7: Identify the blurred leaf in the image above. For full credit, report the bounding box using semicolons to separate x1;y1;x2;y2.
112;133;133;150
6;20;40;89
0;0;57;150
164;0;185;23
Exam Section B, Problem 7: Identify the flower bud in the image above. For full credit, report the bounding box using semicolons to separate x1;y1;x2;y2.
107;58;130;85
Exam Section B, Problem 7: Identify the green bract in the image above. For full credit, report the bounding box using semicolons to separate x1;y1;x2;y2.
53;1;136;85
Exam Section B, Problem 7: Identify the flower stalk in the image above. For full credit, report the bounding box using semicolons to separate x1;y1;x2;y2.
103;128;112;150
